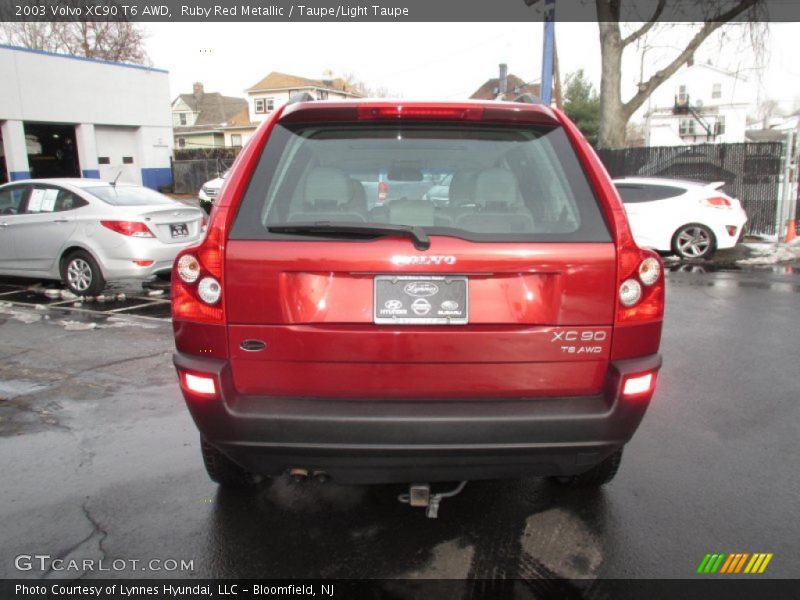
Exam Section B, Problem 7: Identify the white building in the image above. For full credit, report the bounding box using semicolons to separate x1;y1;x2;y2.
246;72;362;123
0;44;173;188
644;61;757;147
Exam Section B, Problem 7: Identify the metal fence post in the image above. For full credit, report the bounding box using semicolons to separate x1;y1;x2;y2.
775;131;792;242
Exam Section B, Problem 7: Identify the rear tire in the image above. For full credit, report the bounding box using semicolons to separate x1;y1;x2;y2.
672;224;716;260
61;250;105;296
201;438;259;488
550;449;623;487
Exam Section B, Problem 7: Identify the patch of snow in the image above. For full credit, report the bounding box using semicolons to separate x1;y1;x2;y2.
147;289;165;297
44;289;61;299
60;290;77;300
0;307;42;324
738;242;800;265
101;317;159;330
60;320;97;331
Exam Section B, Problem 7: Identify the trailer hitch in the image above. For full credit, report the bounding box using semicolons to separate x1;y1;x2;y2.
398;481;468;518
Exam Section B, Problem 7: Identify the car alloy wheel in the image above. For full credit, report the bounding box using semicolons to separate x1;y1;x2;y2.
675;226;713;259
66;257;93;293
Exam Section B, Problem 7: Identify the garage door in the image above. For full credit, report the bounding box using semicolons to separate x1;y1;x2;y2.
95;126;140;185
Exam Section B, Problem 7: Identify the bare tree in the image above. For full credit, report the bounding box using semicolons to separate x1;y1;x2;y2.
755;98;782;127
324;70;391;97
596;0;765;148
0;18;148;64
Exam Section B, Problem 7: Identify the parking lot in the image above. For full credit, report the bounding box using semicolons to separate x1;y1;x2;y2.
1;260;799;583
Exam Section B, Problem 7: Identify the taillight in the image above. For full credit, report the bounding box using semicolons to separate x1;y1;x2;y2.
172;105;284;325
197;277;221;304
703;196;732;208
172;206;227;323
619;279;642;307
101;220;154;238
638;257;661;286
616;246;665;323
177;254;200;283
377;181;389;203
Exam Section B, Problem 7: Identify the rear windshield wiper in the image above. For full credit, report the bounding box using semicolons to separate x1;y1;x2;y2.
267;221;430;251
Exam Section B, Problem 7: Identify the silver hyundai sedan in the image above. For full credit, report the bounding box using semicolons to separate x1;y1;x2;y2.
0;178;205;295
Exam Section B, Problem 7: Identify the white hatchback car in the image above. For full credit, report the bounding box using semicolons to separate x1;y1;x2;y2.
0;179;205;295
614;177;748;259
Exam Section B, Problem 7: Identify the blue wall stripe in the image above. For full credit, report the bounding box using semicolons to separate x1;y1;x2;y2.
141;167;173;190
9;171;31;181
81;170;101;179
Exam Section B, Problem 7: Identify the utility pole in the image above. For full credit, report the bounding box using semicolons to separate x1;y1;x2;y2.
553;42;563;110
540;0;555;105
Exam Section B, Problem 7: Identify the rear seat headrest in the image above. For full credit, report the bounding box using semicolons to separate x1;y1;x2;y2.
449;170;477;206
349;178;367;212
304;167;352;206
474;168;520;207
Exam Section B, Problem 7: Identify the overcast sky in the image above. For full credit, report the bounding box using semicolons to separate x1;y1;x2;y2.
144;22;800;116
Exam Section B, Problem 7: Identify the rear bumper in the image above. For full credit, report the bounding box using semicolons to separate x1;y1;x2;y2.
99;238;197;279
712;209;748;250
174;352;661;484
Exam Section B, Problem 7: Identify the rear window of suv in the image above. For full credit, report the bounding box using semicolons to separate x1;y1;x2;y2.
230;122;610;242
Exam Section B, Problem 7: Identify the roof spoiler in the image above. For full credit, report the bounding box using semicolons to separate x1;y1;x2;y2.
279;101;560;126
705;181;726;190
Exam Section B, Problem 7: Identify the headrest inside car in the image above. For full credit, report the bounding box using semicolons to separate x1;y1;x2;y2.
474;168;520;207
304;167;352;206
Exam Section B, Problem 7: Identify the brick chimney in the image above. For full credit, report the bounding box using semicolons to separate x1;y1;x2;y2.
193;82;204;101
498;63;508;100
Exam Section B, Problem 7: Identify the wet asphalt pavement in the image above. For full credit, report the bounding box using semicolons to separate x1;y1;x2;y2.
1;263;799;583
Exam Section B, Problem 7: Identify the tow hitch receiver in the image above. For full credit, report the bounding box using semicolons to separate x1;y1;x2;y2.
399;481;468;518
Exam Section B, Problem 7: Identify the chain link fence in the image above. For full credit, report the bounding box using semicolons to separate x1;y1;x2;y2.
597;142;784;237
171;157;236;195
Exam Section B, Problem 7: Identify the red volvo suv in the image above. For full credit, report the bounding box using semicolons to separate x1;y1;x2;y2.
172;101;664;491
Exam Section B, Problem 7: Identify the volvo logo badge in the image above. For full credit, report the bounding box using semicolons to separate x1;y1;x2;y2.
392;255;457;266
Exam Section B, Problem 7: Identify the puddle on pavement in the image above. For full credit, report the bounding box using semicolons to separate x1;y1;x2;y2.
44;307;111;324
0;290;72;305
667;277;800;293
668;263;798;275
116;302;172;319
73;297;155;312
